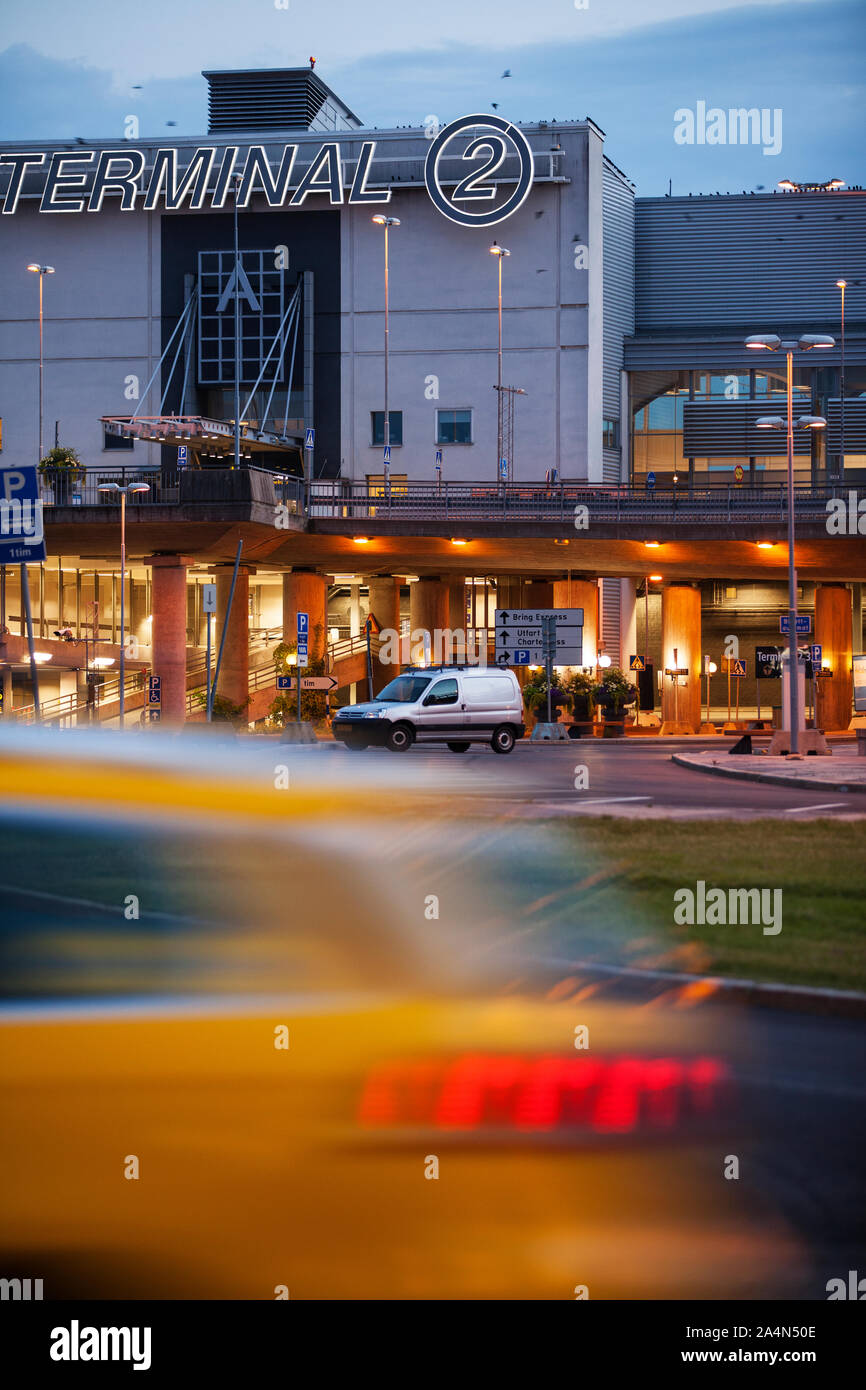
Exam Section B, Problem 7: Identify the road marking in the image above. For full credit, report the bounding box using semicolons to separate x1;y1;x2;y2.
571;795;654;806
784;802;847;814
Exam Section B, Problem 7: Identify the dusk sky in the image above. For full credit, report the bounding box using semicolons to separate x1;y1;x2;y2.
0;0;863;195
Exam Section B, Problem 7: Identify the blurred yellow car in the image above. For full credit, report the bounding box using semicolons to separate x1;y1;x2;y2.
0;728;804;1299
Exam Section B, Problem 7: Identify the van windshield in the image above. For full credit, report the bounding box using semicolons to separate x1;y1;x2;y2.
375;675;433;703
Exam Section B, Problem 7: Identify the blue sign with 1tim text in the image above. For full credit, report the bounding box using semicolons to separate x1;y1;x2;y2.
0;464;46;563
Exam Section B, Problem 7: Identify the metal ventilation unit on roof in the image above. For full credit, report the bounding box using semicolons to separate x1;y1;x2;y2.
202;68;363;135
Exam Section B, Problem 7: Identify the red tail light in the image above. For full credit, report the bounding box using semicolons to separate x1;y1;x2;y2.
358;1054;731;1135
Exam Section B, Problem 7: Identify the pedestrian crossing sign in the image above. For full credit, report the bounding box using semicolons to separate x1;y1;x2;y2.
629;654;646;672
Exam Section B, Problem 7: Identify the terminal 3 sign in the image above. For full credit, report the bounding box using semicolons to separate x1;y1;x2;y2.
0;116;535;227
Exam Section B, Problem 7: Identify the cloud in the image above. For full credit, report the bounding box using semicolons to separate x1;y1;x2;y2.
0;0;862;195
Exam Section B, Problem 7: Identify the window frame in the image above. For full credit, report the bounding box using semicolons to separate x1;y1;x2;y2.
370;410;403;448
435;408;474;447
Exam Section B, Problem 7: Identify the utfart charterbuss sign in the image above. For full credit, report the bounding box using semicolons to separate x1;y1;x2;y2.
0;116;535;227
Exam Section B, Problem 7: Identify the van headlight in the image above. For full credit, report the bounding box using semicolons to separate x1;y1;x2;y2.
364;710;388;718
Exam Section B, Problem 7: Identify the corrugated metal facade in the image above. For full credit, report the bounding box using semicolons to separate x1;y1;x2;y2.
602;162;635;483
682;401;813;457
634;191;866;333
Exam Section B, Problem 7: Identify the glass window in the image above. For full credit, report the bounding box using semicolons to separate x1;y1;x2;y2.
375;674;431;703
423;678;459;706
602;418;619;449
371;411;403;446
436;410;472;445
103;428;134;451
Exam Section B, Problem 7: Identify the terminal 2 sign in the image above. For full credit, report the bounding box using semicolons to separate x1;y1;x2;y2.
0;116;534;227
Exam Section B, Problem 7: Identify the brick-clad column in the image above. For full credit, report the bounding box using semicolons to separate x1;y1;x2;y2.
146;555;190;725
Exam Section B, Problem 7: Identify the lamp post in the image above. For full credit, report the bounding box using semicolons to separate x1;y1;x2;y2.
26;264;55;464
747;330;834;754
836;280;847;474
490;244;510;481
98;482;150;726
23;263;55;720
372;216;400;492
232;175;243;472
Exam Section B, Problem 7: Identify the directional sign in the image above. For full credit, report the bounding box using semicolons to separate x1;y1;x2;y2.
0;464;46;563
780;614;811;634
147;675;161;707
296;645;308;669
755;646;782;678
280;676;338;692
304;428;315;449
147;709;161;723
629;654;646;672
202;583;217;614
495;609;583;665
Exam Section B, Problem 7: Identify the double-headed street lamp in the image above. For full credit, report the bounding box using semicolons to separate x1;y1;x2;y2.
372;215;400;492
98;481;150;726
490;243;510;481
745;331;834;754
22;262;56;720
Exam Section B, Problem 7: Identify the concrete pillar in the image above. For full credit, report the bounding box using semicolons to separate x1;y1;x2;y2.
409;577;449;664
147;556;190;725
349;584;361;639
553;578;598;672
215;566;253;711
620;578;638;670
661;584;701;732
367;575;401;637
282;570;327;662
367;575;403;689
815;583;853;731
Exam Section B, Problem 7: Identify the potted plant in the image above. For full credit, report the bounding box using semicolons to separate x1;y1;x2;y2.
592;667;637;737
522;669;569;724
38;446;84;504
564;670;596;723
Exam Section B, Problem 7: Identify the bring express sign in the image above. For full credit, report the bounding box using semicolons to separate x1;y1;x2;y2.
0;116;535;224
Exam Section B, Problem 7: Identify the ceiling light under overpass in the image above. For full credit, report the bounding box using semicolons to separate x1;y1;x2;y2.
353;536;370;544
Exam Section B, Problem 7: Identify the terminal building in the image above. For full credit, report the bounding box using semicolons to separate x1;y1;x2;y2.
0;65;864;732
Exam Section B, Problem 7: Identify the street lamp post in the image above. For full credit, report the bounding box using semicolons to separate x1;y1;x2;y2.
23;263;55;720
837;280;847;474
490;244;510;481
233;175;242;472
747;331;834;755
372;216;400;492
26;264;55;462
98;482;150;726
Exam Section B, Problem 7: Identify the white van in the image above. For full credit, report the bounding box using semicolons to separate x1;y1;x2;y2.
332;665;526;754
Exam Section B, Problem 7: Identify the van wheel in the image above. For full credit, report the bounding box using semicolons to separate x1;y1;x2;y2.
491;725;516;755
447;741;471;753
386;722;414;753
343;736;369;751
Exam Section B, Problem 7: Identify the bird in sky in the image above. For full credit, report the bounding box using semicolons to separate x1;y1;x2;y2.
491;102;499;111
501;69;512;78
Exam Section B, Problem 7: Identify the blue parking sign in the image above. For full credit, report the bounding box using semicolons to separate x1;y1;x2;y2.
297;612;309;635
0;464;46;563
513;649;531;665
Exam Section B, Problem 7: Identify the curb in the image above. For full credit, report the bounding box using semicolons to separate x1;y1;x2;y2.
671;751;866;794
531;954;866;1020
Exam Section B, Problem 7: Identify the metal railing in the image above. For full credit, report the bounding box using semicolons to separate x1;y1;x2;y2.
33;466;857;525
306;478;852;524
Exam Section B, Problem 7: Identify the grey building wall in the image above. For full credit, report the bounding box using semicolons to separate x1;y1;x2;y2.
0;116;631;484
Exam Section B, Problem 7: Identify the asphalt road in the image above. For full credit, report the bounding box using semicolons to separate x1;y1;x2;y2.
325;738;866;817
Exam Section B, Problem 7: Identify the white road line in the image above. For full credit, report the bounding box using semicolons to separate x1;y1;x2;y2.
784;802;847;814
571;795;654;805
